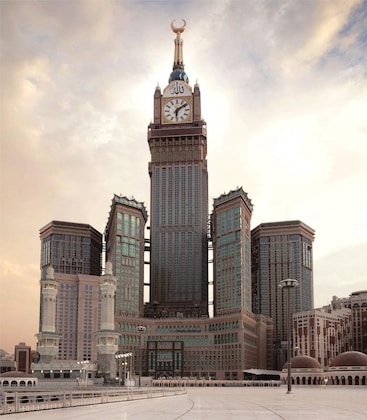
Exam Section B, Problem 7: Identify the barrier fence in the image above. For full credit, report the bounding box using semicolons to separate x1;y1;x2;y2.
152;379;282;387
0;387;186;415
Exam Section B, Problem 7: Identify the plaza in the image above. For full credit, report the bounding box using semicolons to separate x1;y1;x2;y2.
4;386;367;419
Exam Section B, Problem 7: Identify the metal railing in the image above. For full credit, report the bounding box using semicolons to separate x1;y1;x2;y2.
0;386;186;415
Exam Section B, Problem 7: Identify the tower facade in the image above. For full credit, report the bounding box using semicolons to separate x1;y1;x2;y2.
105;194;148;318
251;220;315;369
330;290;367;354
40;220;102;277
147;22;208;318
211;188;253;316
55;273;100;361
293;308;352;368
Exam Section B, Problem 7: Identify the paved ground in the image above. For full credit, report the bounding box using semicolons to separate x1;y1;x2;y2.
6;386;367;419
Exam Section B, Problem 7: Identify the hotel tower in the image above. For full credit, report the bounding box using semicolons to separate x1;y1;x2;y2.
251;220;315;369
211;188;253;317
146;20;208;318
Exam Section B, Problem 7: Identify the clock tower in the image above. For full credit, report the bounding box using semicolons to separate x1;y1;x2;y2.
147;21;208;318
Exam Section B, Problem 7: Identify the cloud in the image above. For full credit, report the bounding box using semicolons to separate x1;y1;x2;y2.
278;1;359;74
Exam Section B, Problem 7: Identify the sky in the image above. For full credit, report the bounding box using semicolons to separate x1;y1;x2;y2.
1;0;366;354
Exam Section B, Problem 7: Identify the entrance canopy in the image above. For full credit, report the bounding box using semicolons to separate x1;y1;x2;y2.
243;369;281;380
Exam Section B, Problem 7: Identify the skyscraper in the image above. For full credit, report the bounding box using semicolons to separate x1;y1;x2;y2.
40;220;102;277
105;194;148;318
251;220;315;369
55;272;100;361
211;188;253;316
39;221;103;362
146;21;208;318
34;267;104;379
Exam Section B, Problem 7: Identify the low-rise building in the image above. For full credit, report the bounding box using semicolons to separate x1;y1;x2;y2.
330;290;367;354
115;310;273;381
293;307;352;368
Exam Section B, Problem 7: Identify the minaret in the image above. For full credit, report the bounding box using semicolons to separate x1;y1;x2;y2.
36;266;60;362
96;261;120;381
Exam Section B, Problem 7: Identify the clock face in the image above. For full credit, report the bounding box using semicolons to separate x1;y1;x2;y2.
163;98;191;123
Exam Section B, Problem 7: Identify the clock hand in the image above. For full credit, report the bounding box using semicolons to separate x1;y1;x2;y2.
175;103;187;116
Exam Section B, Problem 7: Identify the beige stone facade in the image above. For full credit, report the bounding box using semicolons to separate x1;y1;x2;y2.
115;310;272;380
330;290;367;354
53;273;101;362
293;308;352;368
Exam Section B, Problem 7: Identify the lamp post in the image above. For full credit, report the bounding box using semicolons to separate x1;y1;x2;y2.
123;361;128;384
77;360;90;386
137;325;147;387
279;279;299;394
115;352;133;386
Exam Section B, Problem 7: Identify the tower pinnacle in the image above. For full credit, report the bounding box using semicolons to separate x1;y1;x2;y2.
169;19;189;83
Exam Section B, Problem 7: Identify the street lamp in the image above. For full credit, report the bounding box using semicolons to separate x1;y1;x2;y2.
77;360;90;386
115;352;133;386
279;278;299;394
137;325;146;387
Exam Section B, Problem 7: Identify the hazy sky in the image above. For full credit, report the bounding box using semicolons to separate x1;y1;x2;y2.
1;0;366;353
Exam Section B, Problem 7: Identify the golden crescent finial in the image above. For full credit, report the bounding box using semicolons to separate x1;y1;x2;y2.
171;19;186;34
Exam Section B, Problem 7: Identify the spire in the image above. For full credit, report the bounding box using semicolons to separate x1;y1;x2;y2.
169;19;189;84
